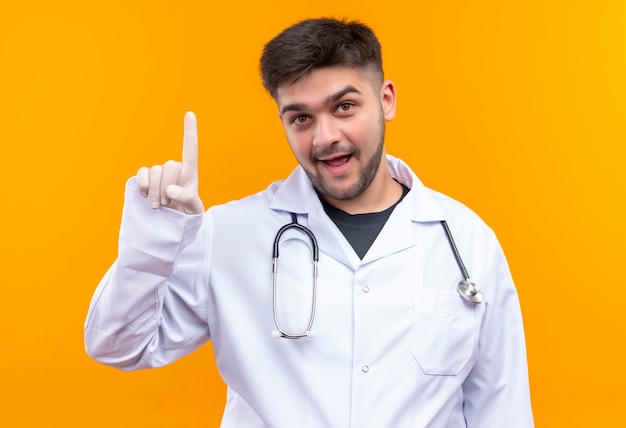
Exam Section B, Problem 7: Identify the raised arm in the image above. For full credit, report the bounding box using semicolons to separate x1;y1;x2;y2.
84;112;211;370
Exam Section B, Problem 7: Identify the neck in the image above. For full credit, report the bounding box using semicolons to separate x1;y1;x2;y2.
322;170;403;215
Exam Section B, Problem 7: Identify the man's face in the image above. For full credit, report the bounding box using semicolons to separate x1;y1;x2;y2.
276;66;396;206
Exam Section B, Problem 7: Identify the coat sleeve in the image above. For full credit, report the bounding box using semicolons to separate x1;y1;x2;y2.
462;233;534;427
84;178;212;370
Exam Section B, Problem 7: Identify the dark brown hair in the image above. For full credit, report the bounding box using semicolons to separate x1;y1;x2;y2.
260;18;383;98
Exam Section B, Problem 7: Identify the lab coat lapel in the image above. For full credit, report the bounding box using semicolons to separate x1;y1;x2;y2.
308;203;361;269
361;182;445;263
269;166;359;269
268;157;448;268
363;156;448;263
361;207;417;264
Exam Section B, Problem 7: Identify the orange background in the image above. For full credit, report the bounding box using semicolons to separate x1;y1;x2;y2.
1;0;624;426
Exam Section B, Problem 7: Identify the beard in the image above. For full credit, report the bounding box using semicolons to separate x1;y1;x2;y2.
305;119;386;202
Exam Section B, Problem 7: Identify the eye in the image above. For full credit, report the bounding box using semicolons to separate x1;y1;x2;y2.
291;115;309;124
337;102;353;113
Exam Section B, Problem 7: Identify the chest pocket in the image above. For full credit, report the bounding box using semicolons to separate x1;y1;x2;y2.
412;291;478;375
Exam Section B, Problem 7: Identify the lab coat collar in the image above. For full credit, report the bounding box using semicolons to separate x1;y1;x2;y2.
269;155;447;223
268;155;447;268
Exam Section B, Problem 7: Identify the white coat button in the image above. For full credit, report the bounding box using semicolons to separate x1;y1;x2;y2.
362;365;370;373
362;286;370;293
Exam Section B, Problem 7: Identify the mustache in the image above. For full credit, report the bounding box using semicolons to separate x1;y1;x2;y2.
311;145;358;161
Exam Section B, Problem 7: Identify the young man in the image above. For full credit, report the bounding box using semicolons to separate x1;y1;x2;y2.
85;18;534;427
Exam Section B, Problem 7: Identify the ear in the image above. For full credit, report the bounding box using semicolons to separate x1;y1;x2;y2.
380;80;397;121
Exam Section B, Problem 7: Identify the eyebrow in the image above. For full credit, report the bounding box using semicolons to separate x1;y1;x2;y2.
280;85;362;115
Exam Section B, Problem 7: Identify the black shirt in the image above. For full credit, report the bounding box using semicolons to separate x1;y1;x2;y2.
320;184;410;259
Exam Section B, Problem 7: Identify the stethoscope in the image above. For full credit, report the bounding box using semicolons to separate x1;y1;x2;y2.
272;214;483;339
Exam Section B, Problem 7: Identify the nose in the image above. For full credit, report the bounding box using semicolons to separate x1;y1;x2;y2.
312;115;341;148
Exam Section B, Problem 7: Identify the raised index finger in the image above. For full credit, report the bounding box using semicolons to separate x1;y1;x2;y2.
182;111;198;172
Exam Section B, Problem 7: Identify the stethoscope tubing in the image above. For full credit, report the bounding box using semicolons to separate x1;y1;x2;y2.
440;220;470;280
272;213;319;339
272;214;484;339
440;220;484;304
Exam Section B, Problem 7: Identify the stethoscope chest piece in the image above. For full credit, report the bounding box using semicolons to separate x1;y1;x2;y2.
457;279;484;304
